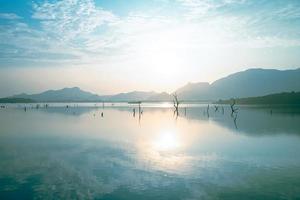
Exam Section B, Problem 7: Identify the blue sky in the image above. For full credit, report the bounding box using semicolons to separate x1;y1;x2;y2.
0;0;300;96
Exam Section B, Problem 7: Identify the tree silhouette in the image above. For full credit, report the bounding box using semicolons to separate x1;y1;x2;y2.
230;99;238;116
172;93;180;116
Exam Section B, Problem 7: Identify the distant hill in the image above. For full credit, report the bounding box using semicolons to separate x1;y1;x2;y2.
11;87;102;102
216;91;300;105
5;88;164;103
176;82;210;100
101;91;158;102
2;68;300;103
146;92;172;101
176;68;300;100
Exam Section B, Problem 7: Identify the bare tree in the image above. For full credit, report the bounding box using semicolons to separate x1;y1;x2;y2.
172;93;180;116
138;102;141;114
230;99;238;116
137;102;142;125
229;99;238;129
214;105;219;112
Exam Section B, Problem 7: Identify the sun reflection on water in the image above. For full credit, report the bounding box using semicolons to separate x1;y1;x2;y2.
153;130;181;151
134;129;189;173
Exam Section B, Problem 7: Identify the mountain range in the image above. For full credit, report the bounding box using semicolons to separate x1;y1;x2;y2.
2;68;300;102
9;87;170;102
176;68;300;100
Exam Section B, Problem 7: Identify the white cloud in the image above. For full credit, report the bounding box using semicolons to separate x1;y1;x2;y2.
32;0;118;41
176;0;246;20
272;2;300;19
2;0;299;65
1;0;300;85
0;13;22;20
14;0;300;71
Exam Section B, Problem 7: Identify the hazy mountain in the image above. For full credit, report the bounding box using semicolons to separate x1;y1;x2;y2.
101;91;158;102
146;92;172;101
176;68;300;100
175;82;210;100
4;68;300;102
8;88;162;102
11;87;102;102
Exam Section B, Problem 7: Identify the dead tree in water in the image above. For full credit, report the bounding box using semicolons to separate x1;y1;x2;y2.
138;102;141;114
137;102;142;124
206;104;210;118
230;99;238;116
214;105;219;112
172;93;180;116
229;99;238;129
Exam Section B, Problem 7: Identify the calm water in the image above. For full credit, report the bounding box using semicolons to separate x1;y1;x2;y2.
0;103;300;200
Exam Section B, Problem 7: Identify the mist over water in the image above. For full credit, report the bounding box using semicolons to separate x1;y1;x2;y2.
0;103;300;199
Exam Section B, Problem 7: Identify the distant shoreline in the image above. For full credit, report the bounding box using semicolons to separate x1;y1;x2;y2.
216;91;300;105
1;91;300;105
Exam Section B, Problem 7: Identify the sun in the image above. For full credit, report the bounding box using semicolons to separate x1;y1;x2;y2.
135;28;188;86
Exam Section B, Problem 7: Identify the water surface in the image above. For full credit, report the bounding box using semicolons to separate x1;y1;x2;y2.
0;103;300;199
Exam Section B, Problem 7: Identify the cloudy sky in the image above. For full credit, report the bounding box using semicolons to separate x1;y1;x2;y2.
0;0;300;97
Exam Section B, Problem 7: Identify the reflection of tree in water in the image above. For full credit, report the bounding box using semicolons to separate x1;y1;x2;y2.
230;99;238;116
130;102;143;125
232;112;238;129
206;104;210;118
25;103;300;136
39;107;97;116
214;105;219;112
184;105;300;136
229;99;239;129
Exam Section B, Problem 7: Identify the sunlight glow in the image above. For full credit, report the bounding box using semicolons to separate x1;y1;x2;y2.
160;102;173;108
135;29;188;85
131;25;230;90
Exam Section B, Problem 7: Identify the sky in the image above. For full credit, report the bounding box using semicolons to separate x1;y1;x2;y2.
0;0;300;97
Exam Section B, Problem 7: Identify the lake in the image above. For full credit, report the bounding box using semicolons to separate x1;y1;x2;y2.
0;103;300;199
